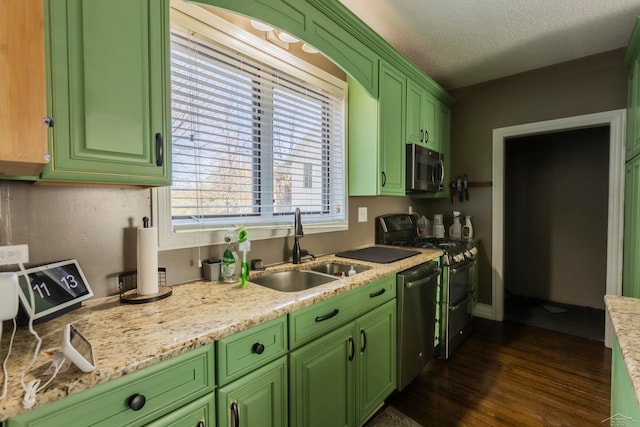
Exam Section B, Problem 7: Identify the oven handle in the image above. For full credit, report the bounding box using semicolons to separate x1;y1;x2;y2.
449;259;475;274
450;294;473;312
405;269;441;289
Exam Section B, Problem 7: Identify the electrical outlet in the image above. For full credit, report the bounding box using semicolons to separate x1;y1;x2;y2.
0;244;29;266
358;207;367;223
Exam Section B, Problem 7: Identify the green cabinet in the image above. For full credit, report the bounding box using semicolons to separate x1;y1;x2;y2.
147;394;216;427
7;344;215;427
406;79;439;152
623;155;640;297
348;62;405;196
611;335;640;421
289;300;396;427
217;357;288;427
42;0;170;186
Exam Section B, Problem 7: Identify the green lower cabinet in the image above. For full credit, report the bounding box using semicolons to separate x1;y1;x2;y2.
289;322;354;427
289;300;397;427
146;393;216;427
611;335;640;422
355;301;397;426
217;356;288;427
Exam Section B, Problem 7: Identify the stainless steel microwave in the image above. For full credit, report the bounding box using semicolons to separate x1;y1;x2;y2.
406;144;444;193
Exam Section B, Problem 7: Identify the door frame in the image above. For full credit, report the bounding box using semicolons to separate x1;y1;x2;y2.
487;109;626;347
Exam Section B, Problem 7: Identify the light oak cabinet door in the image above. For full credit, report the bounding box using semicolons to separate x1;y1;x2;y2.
0;0;49;176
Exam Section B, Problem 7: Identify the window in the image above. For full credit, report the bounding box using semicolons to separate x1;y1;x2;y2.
155;5;347;249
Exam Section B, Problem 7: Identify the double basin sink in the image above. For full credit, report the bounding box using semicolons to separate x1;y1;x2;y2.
250;262;370;292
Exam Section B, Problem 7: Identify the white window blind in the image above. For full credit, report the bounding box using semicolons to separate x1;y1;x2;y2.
169;28;346;232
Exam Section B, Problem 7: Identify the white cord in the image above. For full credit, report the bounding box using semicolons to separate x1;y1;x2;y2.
17;262;47;409
0;318;17;400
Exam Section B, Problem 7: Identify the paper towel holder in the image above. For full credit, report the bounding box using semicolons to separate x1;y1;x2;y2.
118;268;172;304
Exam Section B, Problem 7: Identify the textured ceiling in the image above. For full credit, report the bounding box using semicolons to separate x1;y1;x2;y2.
338;0;640;89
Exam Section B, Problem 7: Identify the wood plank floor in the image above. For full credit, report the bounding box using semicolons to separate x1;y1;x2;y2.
387;318;612;426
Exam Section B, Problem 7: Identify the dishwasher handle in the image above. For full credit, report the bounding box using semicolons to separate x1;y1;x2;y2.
405;269;441;289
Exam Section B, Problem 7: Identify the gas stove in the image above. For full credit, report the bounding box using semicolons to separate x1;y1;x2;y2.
376;214;477;266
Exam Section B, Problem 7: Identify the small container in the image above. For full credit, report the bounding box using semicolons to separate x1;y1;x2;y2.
462;216;474;241
203;260;221;281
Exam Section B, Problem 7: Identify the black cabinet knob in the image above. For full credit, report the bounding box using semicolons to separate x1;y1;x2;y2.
252;342;265;354
196;421;205;427
128;393;146;411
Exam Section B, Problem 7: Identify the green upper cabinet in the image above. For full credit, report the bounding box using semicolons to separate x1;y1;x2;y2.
348;61;405;196
43;0;170;186
406;79;439;152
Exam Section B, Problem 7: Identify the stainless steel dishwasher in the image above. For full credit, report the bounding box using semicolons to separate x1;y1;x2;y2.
397;260;440;390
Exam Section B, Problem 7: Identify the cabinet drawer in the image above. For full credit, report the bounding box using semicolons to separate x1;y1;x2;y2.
8;344;214;427
289;276;396;349
217;316;287;386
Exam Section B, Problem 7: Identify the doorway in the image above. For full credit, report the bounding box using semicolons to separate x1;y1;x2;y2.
490;109;626;348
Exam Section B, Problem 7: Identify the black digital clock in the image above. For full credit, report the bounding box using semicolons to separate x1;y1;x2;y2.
17;259;94;324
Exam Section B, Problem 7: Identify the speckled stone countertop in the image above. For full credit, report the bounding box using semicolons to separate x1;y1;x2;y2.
0;246;441;421
605;295;640;405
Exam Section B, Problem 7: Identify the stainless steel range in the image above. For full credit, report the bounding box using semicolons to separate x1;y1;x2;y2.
376;213;478;359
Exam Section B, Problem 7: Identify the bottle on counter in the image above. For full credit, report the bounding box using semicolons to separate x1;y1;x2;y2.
449;211;462;240
462;215;474;241
221;228;237;283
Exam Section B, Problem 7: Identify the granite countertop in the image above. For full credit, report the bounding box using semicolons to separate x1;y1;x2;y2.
605;295;640;405
0;246;441;421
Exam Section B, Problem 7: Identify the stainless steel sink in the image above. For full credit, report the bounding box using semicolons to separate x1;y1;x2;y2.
251;270;339;292
308;262;370;277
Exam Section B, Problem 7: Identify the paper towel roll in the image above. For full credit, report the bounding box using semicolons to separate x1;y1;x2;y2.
137;226;159;295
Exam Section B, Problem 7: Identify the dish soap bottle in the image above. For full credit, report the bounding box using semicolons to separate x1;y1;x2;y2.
221;228;237;283
449;211;462;240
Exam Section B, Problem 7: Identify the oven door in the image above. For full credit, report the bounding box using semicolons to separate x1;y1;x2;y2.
442;258;476;358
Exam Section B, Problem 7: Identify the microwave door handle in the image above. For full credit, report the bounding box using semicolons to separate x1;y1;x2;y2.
439;158;445;185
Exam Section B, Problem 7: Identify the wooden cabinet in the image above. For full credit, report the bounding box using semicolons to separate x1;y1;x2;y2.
0;0;49;177
406;79;439;152
289;277;397;427
611;335;640;422
42;0;170;186
217;357;288;427
348;62;405;196
7;344;215;427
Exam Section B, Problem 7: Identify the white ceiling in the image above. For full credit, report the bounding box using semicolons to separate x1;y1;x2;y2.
338;0;640;89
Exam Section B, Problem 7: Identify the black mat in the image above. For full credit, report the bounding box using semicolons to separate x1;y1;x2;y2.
335;247;420;264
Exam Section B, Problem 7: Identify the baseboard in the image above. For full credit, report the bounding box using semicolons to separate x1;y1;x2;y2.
473;303;494;320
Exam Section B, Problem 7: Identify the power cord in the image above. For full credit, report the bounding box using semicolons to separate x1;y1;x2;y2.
16;262;64;409
0;318;17;400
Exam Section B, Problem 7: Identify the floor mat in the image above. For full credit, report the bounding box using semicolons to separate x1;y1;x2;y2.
366;406;423;427
504;294;605;341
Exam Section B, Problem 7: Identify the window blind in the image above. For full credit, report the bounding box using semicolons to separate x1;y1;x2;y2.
170;29;346;231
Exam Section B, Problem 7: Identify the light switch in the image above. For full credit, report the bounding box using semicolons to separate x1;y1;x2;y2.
358;207;367;223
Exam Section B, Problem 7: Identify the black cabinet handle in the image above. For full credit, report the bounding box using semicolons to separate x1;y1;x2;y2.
424;129;429;143
369;288;385;298
348;336;354;361
252;342;265;354
43;117;54;128
155;133;164;167
128;394;146;411
420;129;424;142
315;309;339;322
196;421;205;427
381;171;386;187
231;402;239;427
360;328;366;352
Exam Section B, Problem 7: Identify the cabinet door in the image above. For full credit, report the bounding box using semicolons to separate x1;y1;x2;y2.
630;60;640;160
217;357;287;427
289;322;355;427
422;92;439;152
611;335;640;421
623;156;640;297
146;393;216;427
43;0;170;185
355;300;397;426
378;62;406;196
406;80;424;146
0;0;49;177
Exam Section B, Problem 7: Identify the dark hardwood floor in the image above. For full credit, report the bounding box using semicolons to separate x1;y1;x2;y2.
388;318;612;426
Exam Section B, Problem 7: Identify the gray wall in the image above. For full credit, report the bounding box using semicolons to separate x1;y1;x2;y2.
0;180;412;297
418;48;627;305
